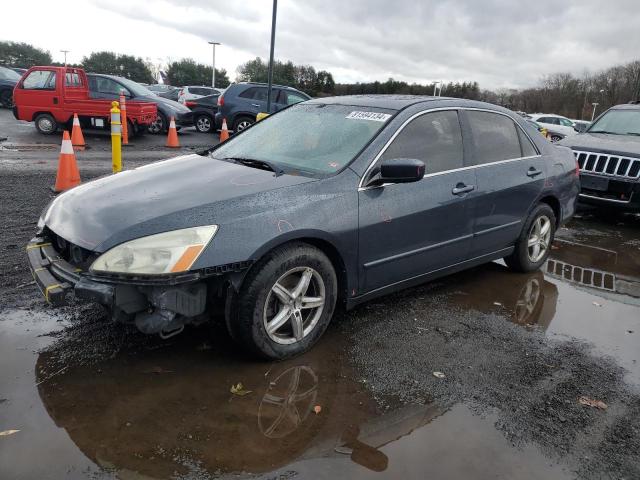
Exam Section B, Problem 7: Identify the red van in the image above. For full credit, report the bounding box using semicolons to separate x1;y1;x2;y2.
13;66;157;135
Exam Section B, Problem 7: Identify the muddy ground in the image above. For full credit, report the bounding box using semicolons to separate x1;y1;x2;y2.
1;107;639;479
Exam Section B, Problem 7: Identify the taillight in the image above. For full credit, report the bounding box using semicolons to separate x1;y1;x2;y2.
185;101;196;107
217;95;224;107
575;160;580;176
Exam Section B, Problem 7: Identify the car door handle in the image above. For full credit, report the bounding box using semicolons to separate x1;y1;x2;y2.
53;97;58;105
527;167;543;177
451;183;475;195
251;103;260;107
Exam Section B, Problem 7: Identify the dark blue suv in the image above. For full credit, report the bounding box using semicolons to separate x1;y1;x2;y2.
215;82;310;132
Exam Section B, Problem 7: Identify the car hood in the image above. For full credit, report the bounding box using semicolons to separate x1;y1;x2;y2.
138;94;190;113
557;132;640;157
43;154;316;252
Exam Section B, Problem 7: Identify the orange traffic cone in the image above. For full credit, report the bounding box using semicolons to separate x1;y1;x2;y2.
54;131;81;193
70;113;85;149
219;118;230;142
166;116;180;148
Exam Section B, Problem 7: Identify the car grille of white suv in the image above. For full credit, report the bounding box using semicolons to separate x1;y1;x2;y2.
573;150;640;179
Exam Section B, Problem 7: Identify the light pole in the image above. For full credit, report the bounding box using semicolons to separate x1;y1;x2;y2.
433;81;440;96
591;102;599;122
60;50;70;66
208;42;220;88
266;0;278;113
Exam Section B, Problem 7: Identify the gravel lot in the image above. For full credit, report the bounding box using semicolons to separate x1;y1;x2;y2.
0;107;639;479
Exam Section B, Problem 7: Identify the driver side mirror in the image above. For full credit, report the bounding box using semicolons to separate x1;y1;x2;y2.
367;158;425;186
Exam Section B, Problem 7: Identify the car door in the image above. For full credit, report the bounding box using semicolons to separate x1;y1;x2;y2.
358;110;477;293
462;110;546;258
17;68;60;117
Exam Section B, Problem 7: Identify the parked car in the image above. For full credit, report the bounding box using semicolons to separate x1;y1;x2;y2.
215;82;311;132
178;85;221;104
571;119;591;133
558;102;640;211
187;94;220;133
528;113;578;141
159;87;182;102
11;67;27;75
145;84;177;96
87;74;193;134
13;67;157;135
28;96;579;359
0;65;21;108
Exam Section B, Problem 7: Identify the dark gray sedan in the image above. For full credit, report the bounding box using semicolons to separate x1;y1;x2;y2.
28;96;580;359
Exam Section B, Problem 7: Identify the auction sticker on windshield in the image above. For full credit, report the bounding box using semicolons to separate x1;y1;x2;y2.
346;111;392;122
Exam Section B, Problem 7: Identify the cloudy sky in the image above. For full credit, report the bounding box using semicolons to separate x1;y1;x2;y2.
4;0;640;89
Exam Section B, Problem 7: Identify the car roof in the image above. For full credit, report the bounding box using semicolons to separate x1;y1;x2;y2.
235;81;302;91
306;94;468;111
530;113;567;118
611;103;640;111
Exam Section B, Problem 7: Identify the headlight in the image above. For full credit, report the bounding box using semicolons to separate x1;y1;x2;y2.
90;225;218;275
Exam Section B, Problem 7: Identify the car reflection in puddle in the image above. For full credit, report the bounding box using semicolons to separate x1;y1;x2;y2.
36;327;446;478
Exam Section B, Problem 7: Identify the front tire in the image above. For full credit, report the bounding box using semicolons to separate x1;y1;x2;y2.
227;242;338;360
505;204;556;272
147;112;166;134
34;113;58;135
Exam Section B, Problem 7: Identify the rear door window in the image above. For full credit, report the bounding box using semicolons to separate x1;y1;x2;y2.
381;110;464;174
22;70;57;90
239;87;269;101
466;111;522;164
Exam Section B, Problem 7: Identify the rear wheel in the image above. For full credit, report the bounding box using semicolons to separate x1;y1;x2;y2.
34;113;58;135
505;204;556;272
195;114;213;133
550;134;563;143
226;242;337;360
0;90;13;108
233;116;254;133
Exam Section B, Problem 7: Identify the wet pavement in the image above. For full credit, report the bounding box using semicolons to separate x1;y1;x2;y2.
1;160;639;479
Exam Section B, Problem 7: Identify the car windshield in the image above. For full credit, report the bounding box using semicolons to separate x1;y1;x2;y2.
112;76;154;97
211;103;393;176
0;66;21;81
589;109;640;135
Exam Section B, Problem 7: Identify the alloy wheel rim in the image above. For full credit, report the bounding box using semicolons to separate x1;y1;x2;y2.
527;215;551;263
237;120;252;131
149;116;164;133
263;267;325;345
39;118;53;132
197;117;210;132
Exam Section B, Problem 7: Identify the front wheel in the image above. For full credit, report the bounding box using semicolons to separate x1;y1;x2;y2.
227;242;338;360
505;204;556;272
147;112;166;134
550;134;563;143
34;113;58;135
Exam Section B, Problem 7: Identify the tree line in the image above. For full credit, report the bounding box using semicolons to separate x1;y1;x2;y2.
2;41;639;117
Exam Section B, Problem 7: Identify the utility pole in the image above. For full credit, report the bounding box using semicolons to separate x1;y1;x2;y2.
208;42;220;88
60;50;70;66
266;0;278;113
591;102;599;122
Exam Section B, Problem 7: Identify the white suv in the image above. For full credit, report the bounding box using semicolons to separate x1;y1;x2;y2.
528;114;578;141
178;86;221;104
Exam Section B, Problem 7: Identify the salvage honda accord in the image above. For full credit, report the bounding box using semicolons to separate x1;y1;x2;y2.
28;96;580;359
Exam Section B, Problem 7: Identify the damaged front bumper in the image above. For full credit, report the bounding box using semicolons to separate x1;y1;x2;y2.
27;236;251;336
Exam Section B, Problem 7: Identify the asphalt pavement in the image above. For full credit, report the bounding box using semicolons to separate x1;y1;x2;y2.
0;106;639;480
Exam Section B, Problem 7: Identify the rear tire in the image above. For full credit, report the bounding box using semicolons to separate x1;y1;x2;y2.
233;116;254;133
226;242;337;360
505;204;556;273
195;114;213;133
34;113;58;135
